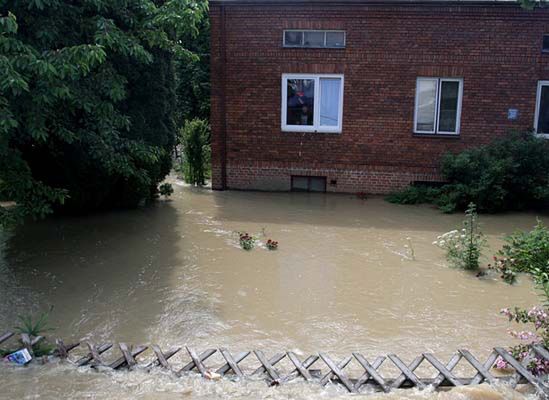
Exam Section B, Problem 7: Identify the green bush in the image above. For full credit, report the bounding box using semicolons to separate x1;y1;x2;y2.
158;183;174;198
387;133;549;213
385;185;439;205
179;119;210;185
500;220;549;274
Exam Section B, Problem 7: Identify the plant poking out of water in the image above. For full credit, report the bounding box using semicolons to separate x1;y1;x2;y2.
433;203;486;270
266;239;278;250
488;256;518;284
15;307;54;337
404;237;416;261
4;307;56;357
238;232;256;251
158;183;174;198
497;306;549;376
499;220;549;274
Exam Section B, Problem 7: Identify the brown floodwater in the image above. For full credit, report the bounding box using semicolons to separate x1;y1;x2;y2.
0;180;547;399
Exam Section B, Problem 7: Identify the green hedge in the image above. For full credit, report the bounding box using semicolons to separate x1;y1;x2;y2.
387;133;549;213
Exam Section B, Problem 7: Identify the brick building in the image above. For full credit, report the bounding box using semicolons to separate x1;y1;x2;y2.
209;0;549;193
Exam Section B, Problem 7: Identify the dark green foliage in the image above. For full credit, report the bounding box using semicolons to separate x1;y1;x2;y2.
385;185;439;205
176;17;210;124
159;183;174;197
180;119;210;185
497;221;549;301
518;0;547;10
0;0;207;227
0;308;57;357
15;308;54;337
500;220;549;274
387;133;549;213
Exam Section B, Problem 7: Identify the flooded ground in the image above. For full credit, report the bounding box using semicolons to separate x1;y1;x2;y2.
0;181;546;399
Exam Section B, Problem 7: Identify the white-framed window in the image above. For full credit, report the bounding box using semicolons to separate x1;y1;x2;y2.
281;74;344;133
535;80;549;137
283;30;346;48
414;77;463;135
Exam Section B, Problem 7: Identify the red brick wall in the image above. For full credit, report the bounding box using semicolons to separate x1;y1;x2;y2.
210;1;549;193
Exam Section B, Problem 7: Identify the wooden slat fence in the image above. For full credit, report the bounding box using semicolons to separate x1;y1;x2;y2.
1;331;549;396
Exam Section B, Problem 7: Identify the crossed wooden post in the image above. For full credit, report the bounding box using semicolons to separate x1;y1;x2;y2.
1;330;548;397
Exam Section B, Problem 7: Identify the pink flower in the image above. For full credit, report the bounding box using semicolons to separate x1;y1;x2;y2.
495;357;508;369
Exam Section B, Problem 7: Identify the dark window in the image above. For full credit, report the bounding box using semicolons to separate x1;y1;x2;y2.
304;31;324;47
326;31;345;47
543;34;549;53
283;30;345;48
438;80;460;133
291;176;327;192
284;31;303;47
537;83;549;134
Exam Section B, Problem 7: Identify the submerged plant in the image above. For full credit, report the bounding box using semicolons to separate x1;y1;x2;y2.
499;220;549;274
433;203;486;270
5;307;56;357
238;232;256;251
404;237;416;261
15;307;54;337
488;256;518;284
158;183;174;198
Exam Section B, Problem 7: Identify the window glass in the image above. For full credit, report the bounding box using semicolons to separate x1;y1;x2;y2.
543;34;549;52
284;31;303;46
416;79;437;132
537;85;549;134
326;31;345;48
438;80;460;132
320;78;341;126
286;79;315;126
304;31;325;47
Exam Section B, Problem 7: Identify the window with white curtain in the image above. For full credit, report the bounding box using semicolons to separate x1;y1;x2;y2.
414;77;463;135
281;74;344;133
535;81;549;137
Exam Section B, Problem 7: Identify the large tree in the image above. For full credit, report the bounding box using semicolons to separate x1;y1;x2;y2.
175;16;210;125
0;0;206;226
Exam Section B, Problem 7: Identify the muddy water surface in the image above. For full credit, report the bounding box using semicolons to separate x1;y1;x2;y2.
0;182;546;399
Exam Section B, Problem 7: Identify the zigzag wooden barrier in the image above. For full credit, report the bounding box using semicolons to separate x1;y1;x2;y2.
2;331;549;396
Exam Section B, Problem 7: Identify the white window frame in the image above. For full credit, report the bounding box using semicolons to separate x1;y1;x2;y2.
413;77;463;135
281;73;344;134
534;80;549;138
283;30;346;48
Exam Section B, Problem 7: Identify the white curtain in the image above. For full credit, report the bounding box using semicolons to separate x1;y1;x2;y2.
320;78;341;126
416;79;437;132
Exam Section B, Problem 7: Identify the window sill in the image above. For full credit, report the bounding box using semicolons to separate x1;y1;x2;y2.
282;46;346;49
534;133;549;139
412;132;461;139
282;129;341;134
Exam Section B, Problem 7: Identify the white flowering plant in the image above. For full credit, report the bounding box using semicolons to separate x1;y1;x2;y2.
433;203;486;270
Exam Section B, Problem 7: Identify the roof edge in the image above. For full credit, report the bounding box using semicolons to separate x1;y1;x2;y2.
209;0;525;7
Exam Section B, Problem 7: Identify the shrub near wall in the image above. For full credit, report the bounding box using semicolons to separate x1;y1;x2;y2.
179;119;211;185
387;133;549;213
